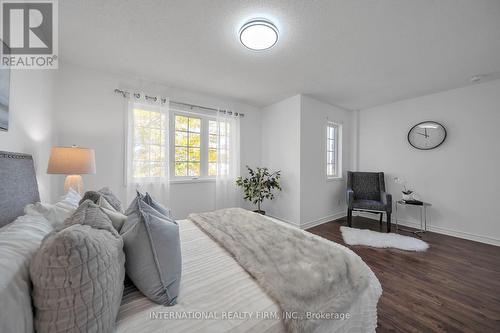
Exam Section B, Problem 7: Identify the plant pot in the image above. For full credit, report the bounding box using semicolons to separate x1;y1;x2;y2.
253;210;266;215
402;193;413;201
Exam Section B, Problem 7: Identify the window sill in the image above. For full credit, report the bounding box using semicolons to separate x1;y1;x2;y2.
327;176;344;182
169;178;216;184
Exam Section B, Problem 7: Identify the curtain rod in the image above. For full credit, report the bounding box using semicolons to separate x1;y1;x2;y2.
114;89;244;117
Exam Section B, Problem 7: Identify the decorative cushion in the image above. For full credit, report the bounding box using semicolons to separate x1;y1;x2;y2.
63;200;118;235
79;187;123;212
97;197;127;232
144;192;172;218
0;214;53;333
120;194;181;306
24;189;82;227
30;202;125;333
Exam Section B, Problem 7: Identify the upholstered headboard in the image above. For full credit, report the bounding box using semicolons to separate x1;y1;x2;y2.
0;151;40;227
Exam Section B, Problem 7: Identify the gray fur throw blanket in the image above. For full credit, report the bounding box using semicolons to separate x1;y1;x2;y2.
188;208;373;333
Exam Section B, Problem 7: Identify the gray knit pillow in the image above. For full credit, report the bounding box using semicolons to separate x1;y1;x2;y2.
30;203;125;333
79;187;123;212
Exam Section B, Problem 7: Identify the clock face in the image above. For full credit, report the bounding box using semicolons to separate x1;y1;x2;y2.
407;121;447;150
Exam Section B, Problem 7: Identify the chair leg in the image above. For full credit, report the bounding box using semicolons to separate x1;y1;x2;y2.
379;213;383;231
347;209;352;227
386;212;391;233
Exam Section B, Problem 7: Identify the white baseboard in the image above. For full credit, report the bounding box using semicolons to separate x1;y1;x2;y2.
267;210;346;230
266;214;301;228
300;210;346;230
356;212;500;247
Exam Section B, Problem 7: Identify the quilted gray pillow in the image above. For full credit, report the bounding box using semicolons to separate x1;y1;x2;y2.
30;202;125;333
121;195;181;306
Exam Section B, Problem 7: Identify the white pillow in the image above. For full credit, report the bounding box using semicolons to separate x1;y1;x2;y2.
24;189;82;227
0;214;53;333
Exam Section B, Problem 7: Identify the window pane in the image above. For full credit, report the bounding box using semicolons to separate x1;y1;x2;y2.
150;145;162;162
175;147;187;161
134;109;150;127
133;161;149;178
327;139;334;152
188;133;201;147
134;127;149;144
175;132;188;146
208;163;217;176
150;128;161;145
188;148;200;162
327;152;334;164
188;162;200;176
328;126;335;139
209;120;217;134
327;164;335;176
209;134;217;148
175;162;187;176
188;117;201;133
150;112;161;129
175;115;188;131
134;144;148;160
151;162;163;177
209;149;217;163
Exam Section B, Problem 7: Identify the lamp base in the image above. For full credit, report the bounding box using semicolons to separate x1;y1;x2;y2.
64;175;84;195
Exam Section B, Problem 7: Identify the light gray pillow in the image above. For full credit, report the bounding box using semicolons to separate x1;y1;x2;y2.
144;192;173;218
121;195;181;306
97;196;127;232
30;202;125;333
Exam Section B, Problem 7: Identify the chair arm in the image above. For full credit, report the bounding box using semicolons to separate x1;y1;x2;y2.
381;192;392;213
346;188;354;207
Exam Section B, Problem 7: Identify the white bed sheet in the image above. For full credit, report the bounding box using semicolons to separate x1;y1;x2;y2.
116;219;382;333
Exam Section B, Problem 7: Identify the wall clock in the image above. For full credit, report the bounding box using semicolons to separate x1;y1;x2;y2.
407;121;447;150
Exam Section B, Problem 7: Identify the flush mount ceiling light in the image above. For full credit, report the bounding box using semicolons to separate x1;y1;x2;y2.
239;19;279;51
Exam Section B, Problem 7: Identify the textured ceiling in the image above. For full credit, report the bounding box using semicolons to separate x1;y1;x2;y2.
60;0;500;109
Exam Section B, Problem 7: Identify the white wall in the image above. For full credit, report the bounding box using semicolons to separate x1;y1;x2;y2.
53;62;261;219
261;95;301;225
358;79;500;246
0;70;55;202
300;95;353;228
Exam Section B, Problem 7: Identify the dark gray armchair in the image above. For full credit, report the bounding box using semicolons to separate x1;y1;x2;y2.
346;171;392;232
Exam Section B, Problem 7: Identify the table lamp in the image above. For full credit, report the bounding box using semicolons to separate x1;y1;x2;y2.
47;146;96;195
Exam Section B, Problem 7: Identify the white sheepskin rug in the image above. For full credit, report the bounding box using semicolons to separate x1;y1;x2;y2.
340;226;429;251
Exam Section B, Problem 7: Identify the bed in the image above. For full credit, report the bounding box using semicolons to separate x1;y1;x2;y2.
0;151;382;333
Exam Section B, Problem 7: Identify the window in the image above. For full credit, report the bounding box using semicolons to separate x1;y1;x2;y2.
209;120;229;176
174;115;201;177
131;106;167;179
326;122;342;178
171;112;230;179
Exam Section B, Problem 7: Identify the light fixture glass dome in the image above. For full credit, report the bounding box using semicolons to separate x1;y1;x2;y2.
239;19;278;51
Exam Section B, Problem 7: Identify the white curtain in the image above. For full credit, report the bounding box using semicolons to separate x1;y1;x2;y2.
124;93;170;206
215;110;241;209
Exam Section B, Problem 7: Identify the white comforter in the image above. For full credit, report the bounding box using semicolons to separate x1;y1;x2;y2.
0;214;54;333
116;219;382;333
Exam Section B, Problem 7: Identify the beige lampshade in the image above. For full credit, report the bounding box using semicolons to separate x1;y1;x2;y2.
47;146;96;175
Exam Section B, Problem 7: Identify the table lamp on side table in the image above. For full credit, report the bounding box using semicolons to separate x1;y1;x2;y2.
47;146;96;195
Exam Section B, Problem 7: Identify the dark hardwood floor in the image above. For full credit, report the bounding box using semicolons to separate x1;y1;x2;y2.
307;216;500;333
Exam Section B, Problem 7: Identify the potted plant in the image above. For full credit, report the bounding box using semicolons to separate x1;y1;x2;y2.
236;166;281;215
394;177;413;201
